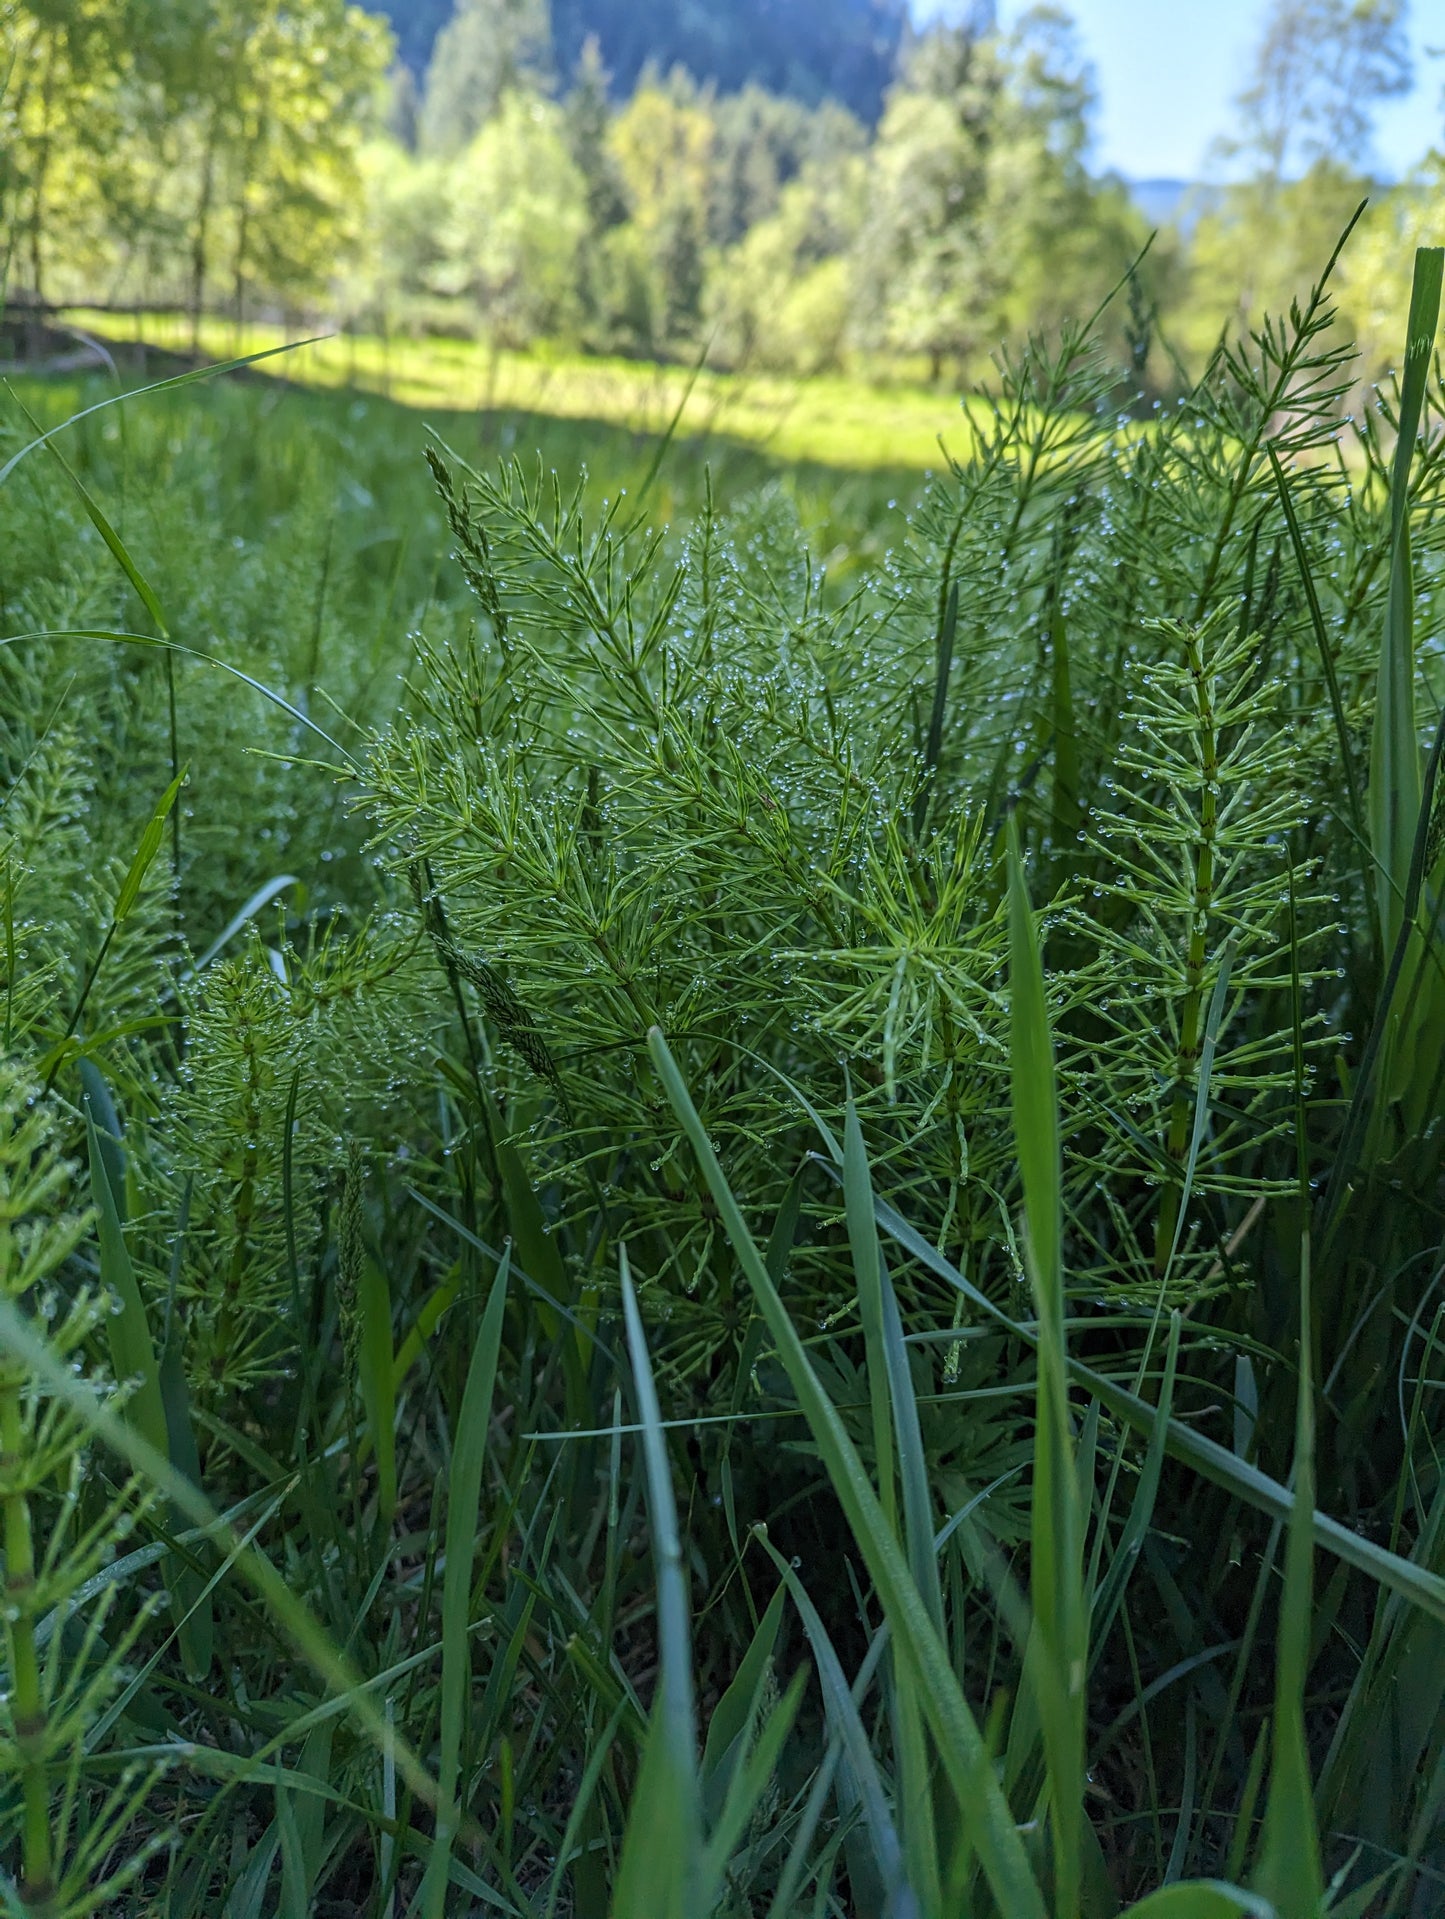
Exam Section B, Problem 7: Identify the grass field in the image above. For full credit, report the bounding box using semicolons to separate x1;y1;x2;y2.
61;307;982;472
1;257;1443;1916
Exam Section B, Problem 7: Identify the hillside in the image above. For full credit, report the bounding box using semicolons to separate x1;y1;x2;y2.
375;0;908;121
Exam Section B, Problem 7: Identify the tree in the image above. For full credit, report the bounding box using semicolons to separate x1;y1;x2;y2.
608;69;715;344
434;91;588;341
1228;0;1412;182
419;0;551;155
853;6;1144;382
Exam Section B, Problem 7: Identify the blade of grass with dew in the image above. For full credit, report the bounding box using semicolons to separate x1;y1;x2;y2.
648;1026;1047;1919
1008;817;1086;1919
421;1247;510;1919
1368;246;1442;953
612;1247;703;1919
761;1538;921;1919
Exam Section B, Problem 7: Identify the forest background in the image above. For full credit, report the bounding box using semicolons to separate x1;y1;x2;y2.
4;0;1444;399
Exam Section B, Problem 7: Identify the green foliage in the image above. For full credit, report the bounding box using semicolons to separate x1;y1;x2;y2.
3;241;1445;1917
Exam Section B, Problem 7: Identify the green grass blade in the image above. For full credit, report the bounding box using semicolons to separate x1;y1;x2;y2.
421;1249;510;1919
356;1257;397;1526
649;1026;1047;1919
1050;603;1082;855
1121;1887;1275;1918
913;580;958;838
762;1538;920;1919
700;1667;808;1902
1089;1313;1181;1667
0;337;327;489
1368;246;1442;950
844;1092;897;1527
6;386;172;637
1266;446;1372;942
0;1294;442;1814
701;1581;787;1821
1008;819;1086;1919
864;1192;1445;1625
612;1247;703;1918
1251;871;1325;1918
113;766;187;923
85;1104;167;1462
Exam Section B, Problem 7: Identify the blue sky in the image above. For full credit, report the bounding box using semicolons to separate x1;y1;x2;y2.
913;0;1443;181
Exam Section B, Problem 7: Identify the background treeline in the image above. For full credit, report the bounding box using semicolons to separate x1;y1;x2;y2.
2;0;1443;387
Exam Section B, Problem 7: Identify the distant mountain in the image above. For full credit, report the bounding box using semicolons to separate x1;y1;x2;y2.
374;0;909;122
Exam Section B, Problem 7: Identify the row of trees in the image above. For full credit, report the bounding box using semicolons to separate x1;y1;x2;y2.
2;0;1441;388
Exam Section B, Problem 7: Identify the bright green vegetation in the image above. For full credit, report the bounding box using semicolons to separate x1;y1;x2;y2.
2;238;1445;1918
59;312;983;473
8;0;1441;404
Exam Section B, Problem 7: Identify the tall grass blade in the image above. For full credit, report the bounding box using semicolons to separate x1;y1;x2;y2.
865;1191;1445;1624
1008;817;1086;1919
649;1026;1048;1919
763;1539;920;1919
420;1249;510;1919
612;1247;703;1918
1368;246;1442;951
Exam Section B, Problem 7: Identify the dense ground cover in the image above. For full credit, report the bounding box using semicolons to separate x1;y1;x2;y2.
2;248;1445;1917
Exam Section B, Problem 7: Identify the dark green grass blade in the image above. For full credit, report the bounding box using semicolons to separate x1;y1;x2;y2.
913;580;959;838
762;1538;920;1919
1368;247;1442;949
613;1248;703;1918
1121;1887;1274;1917
1050;603;1082;855
86;1104;167;1462
1252;872;1325;1919
860;1190;1445;1624
844;1092;897;1526
649;1026;1048;1919
421;1249;510;1919
1008;820;1085;1919
1266;446;1372;938
0;1296;444;1816
356;1258;397;1526
701;1582;787;1821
